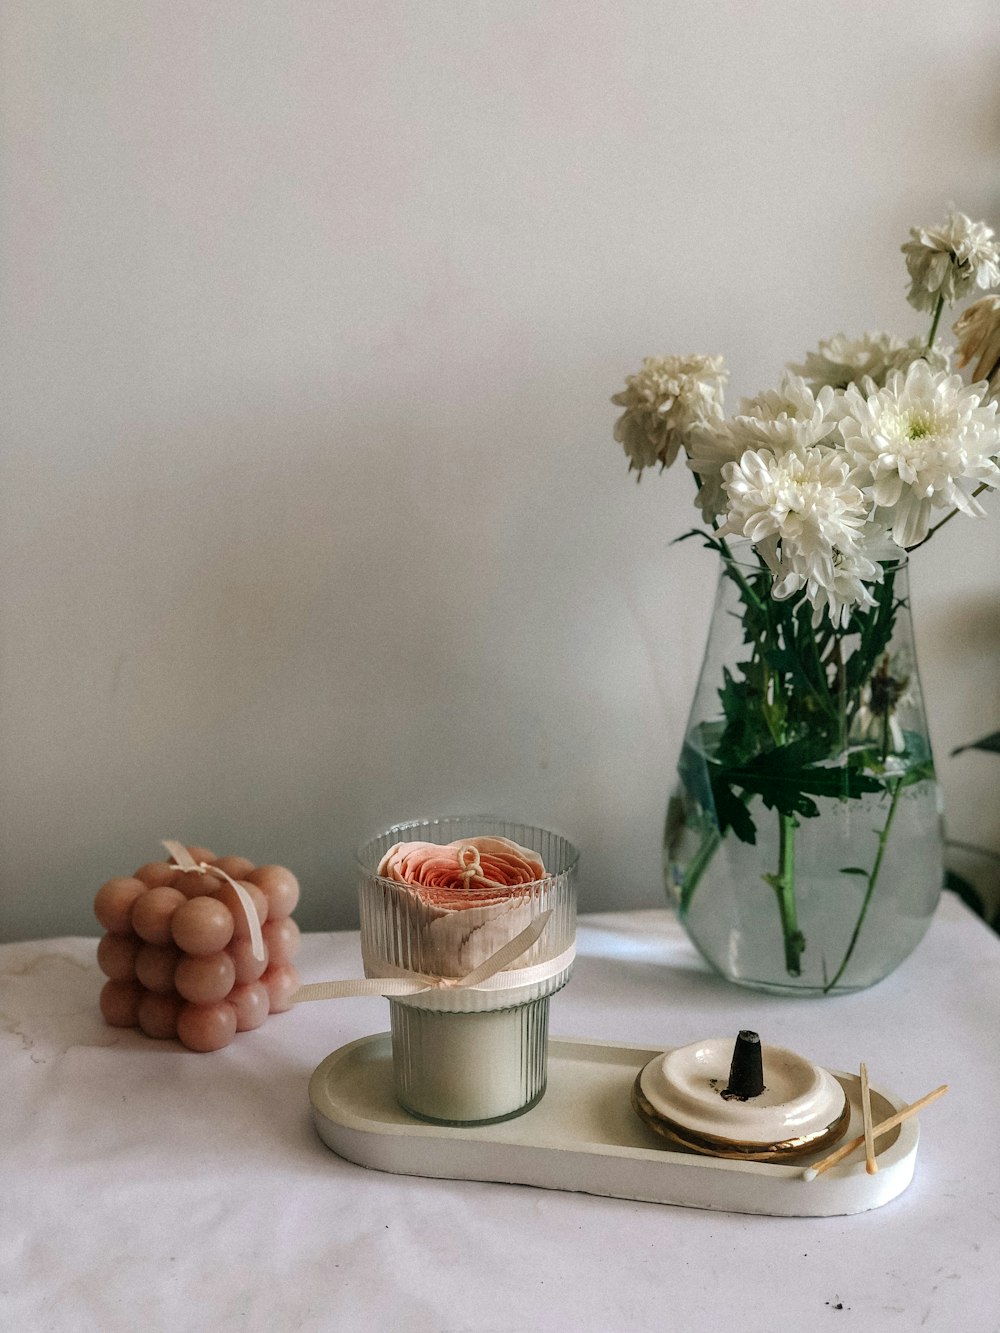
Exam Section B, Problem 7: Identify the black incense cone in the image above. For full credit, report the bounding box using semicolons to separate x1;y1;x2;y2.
721;1030;765;1101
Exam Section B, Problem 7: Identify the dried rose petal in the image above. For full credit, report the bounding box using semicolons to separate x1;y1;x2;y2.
377;836;545;900
373;835;548;976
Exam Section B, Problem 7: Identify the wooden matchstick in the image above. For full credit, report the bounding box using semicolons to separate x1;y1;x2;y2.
860;1063;877;1175
801;1084;948;1181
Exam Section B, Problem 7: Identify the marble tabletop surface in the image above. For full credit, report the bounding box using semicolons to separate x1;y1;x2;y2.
3;896;998;1332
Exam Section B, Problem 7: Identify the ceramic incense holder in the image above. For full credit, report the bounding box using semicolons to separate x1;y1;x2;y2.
632;1032;850;1161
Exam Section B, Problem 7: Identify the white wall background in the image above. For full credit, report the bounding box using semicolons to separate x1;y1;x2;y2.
3;1;1000;940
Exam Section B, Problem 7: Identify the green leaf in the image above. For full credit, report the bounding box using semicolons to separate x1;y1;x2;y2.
952;731;1000;757
897;758;936;790
839;867;868;876
677;735;759;844
714;738;885;821
944;869;986;919
671;527;722;552
709;776;758;844
715;669;774;767
842;569;906;704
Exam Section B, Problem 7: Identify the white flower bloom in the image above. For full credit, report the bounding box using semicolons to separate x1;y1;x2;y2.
790;331;951;392
611;354;727;474
953;294;1000;401
728;375;838;452
719;445;881;626
838;358;1000;547
902;210;1000;314
686;375;837;522
685;422;744;524
884;337;953;381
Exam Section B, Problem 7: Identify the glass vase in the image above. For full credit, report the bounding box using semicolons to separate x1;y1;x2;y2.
665;545;943;995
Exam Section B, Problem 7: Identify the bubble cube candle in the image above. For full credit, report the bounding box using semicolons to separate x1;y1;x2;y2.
94;844;301;1051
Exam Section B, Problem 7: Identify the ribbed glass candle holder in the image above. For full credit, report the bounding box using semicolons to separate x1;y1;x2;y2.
357;816;578;1125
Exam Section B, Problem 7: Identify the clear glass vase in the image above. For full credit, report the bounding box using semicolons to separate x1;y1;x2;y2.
665;546;943;995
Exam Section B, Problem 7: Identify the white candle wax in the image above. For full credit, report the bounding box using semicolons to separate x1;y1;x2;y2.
390;998;549;1124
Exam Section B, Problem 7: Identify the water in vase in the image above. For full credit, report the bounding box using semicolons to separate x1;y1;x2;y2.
666;779;943;995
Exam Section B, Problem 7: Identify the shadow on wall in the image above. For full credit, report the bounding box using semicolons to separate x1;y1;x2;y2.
926;586;1000;926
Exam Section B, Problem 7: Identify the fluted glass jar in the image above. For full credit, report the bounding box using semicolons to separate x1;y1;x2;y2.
358;816;578;1124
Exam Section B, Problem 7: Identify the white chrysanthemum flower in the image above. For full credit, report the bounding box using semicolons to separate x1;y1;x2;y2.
728;375;838;452
719;445;881;626
885;337;953;381
902;210;1000;314
790;331;951;392
611;354;727;474
838;358;1000;547
686;375;837;522
685;422;744;523
954;294;1000;401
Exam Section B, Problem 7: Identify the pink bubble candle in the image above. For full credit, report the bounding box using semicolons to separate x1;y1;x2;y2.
94;843;301;1051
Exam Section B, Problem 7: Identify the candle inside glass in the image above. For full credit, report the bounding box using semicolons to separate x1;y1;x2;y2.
389;1000;550;1123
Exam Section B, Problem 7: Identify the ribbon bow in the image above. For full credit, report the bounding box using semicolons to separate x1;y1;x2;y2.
162;839;266;963
291;909;572;1004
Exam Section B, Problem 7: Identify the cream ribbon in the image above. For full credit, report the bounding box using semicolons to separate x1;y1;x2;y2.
162;839;266;963
291;909;575;1004
457;842;483;888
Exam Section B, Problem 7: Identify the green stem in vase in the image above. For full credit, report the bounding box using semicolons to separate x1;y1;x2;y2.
763;810;804;975
678;821;721;915
718;539;768;615
824;776;904;993
835;636;847;756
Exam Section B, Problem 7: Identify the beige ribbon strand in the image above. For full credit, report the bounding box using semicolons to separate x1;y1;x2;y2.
291;909;572;1004
162;839;266;963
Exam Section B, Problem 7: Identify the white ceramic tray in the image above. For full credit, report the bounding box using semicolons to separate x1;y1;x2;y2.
309;1033;919;1217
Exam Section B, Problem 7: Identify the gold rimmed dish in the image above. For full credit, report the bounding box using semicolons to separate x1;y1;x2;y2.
632;1036;851;1163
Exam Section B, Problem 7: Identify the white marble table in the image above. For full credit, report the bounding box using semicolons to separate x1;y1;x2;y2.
2;898;997;1332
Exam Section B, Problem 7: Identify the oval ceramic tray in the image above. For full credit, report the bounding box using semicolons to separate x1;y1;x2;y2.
308;1034;920;1217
